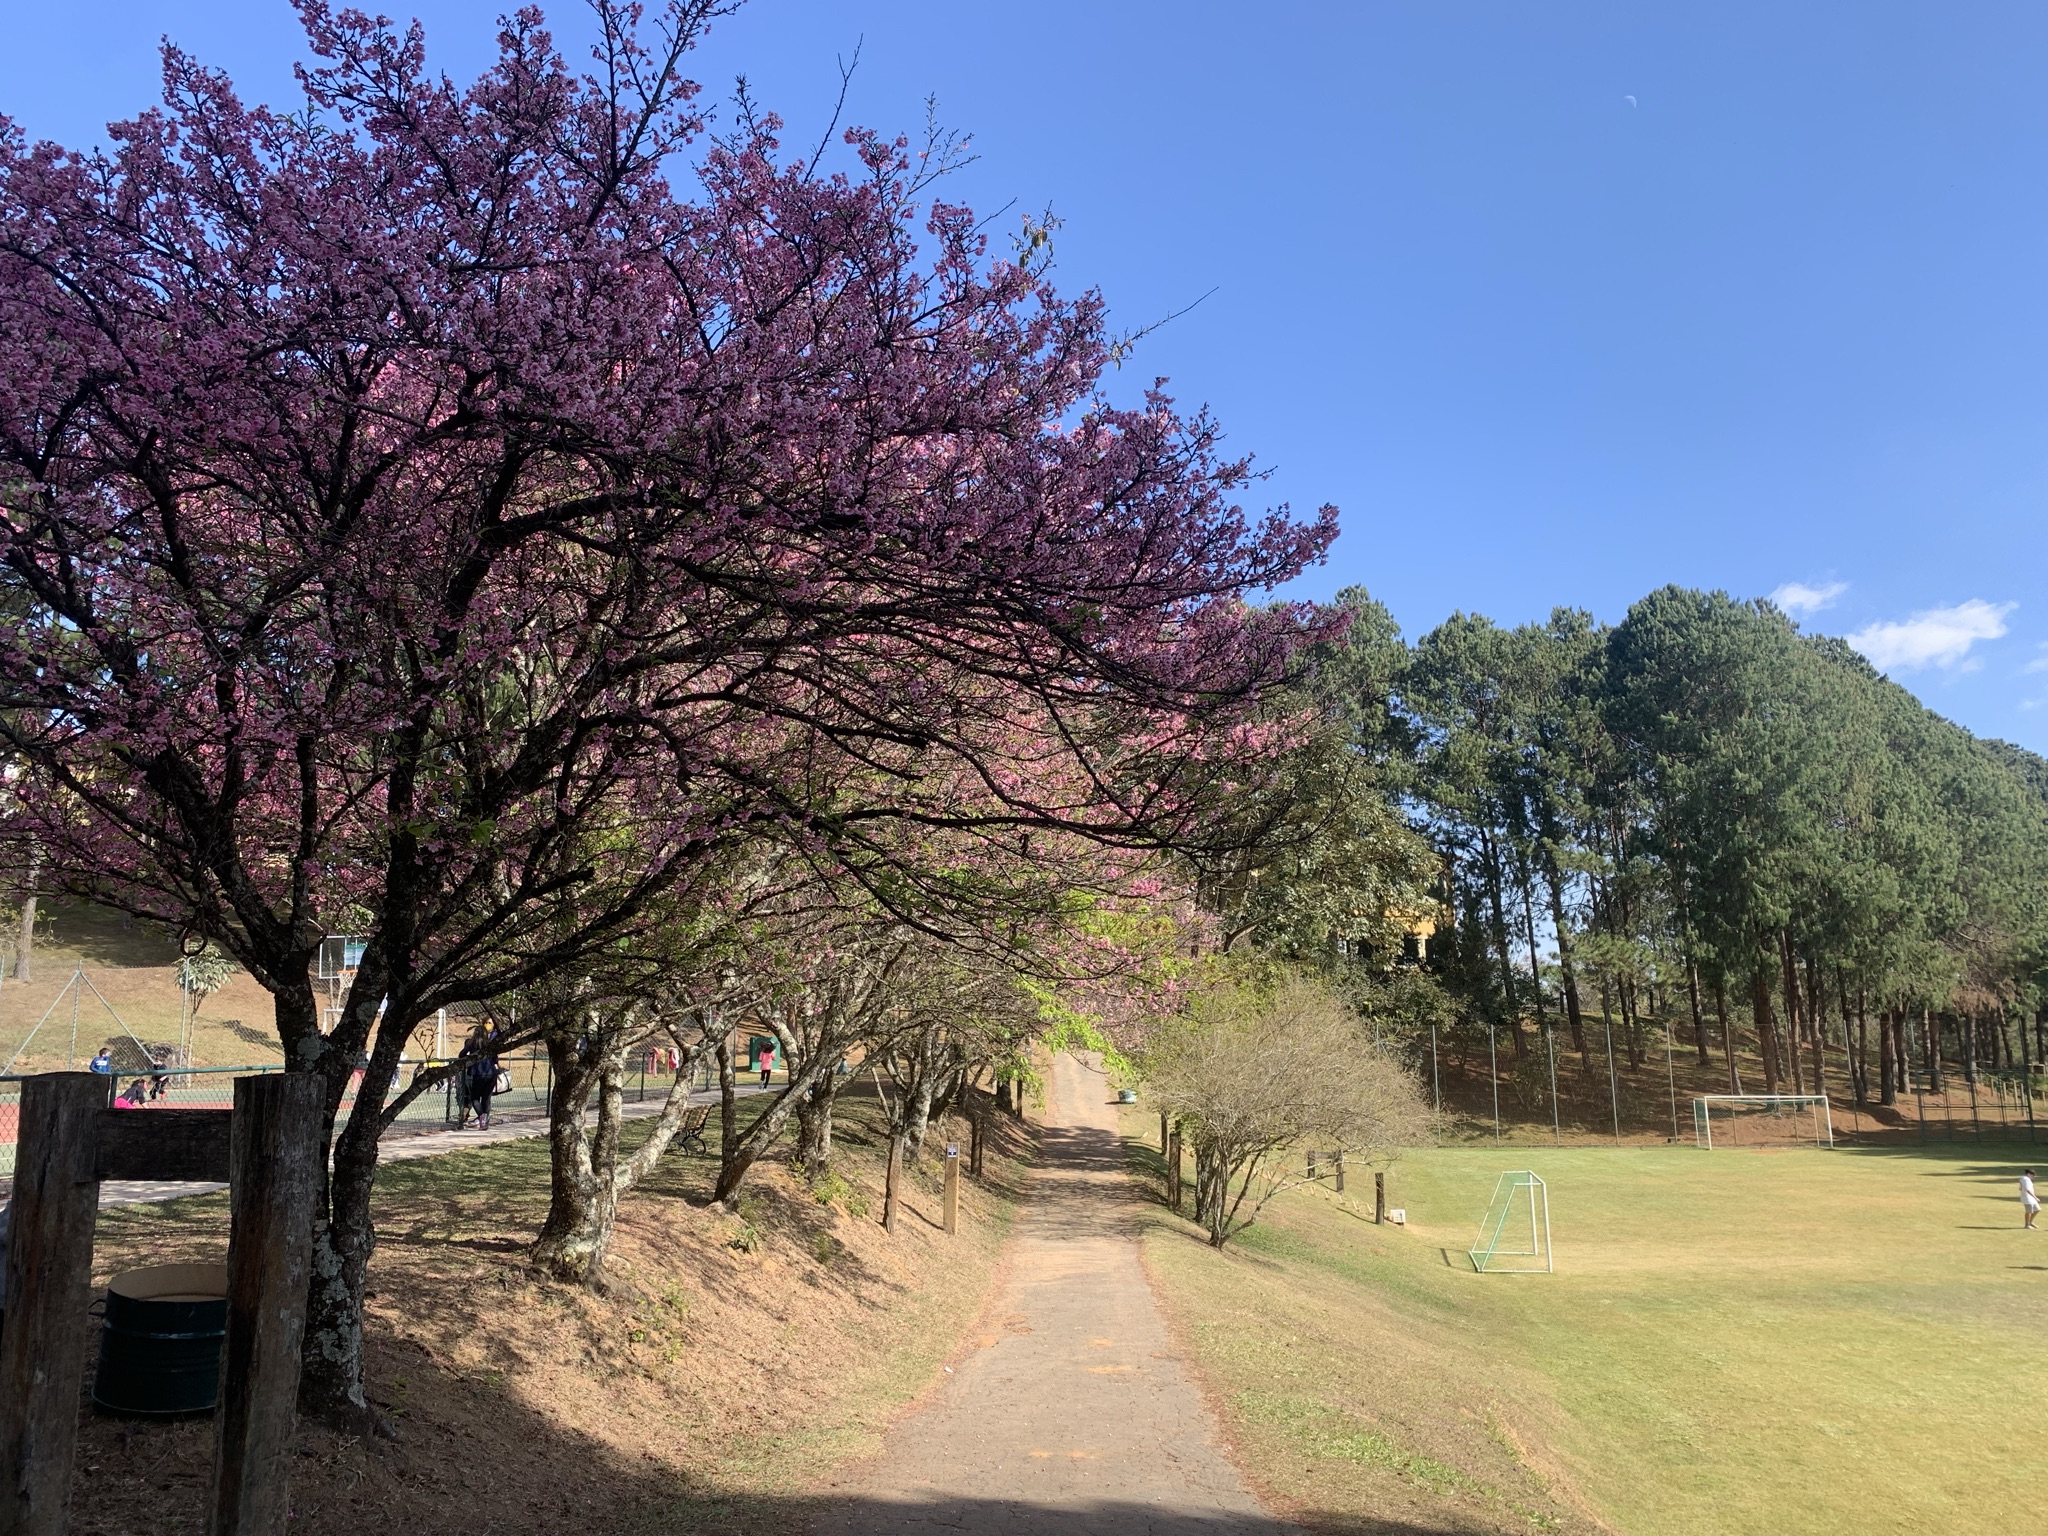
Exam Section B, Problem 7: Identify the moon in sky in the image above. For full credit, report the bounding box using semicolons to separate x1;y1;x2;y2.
1625;95;1638;107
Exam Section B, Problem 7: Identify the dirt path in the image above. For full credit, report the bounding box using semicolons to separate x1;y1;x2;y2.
813;1051;1292;1535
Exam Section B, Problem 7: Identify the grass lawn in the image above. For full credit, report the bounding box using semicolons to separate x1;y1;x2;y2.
1129;1127;2048;1536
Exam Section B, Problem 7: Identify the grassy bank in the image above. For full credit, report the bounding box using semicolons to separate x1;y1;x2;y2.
74;1092;1034;1535
1126;1120;2048;1535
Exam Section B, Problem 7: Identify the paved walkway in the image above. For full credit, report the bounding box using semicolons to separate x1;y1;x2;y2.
92;1081;766;1208
814;1051;1293;1536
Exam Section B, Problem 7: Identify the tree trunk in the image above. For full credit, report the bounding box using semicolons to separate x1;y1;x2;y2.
297;985;411;1427
1843;975;1864;1105
1963;1013;1979;1089
1543;859;1590;1063
1194;1139;1227;1235
1687;960;1710;1067
1751;963;1781;1094
1713;975;1741;1092
1803;952;1826;1099
532;1031;624;1286
712;1051;838;1206
12;842;37;982
885;1031;957;1165
530;1023;709;1289
1777;932;1805;1096
929;1065;967;1125
1479;828;1526;1060
1518;870;1548;1040
717;1031;739;1187
1923;1008;1942;1094
794;1067;844;1176
900;1066;942;1163
883;1132;902;1233
12;895;32;984
533;1030;602;1270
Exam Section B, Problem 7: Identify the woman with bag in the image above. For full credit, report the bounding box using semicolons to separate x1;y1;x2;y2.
465;1051;500;1131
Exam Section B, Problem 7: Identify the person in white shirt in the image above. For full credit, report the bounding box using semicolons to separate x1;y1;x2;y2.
2022;1170;2039;1230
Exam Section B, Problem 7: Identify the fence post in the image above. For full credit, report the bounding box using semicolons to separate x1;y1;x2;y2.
1375;1170;1386;1225
209;1072;323;1536
943;1145;960;1235
883;1134;902;1234
1334;1152;1345;1194
0;1072;107;1536
1167;1128;1182;1214
1605;1014;1622;1144
1548;1026;1561;1143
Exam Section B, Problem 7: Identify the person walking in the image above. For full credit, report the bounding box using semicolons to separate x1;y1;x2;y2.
465;1030;501;1131
758;1043;775;1088
2023;1169;2039;1230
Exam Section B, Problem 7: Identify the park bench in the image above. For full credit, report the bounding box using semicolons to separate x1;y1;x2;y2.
678;1104;711;1154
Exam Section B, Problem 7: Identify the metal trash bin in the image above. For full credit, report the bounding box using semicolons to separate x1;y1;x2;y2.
93;1262;228;1416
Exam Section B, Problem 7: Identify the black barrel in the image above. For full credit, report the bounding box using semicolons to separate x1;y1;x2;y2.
93;1262;228;1416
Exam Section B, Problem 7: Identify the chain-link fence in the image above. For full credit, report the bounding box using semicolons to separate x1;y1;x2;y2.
1423;1019;2048;1148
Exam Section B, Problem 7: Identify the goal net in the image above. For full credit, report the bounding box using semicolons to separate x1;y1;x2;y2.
1691;1095;1834;1149
1469;1171;1552;1273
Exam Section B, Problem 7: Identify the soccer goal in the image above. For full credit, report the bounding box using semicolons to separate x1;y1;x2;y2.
1691;1094;1834;1149
1469;1171;1552;1274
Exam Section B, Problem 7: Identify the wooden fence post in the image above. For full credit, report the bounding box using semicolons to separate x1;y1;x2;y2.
883;1135;903;1234
1334;1152;1345;1194
1374;1171;1387;1225
1167;1128;1182;1214
942;1145;960;1235
208;1072;324;1536
0;1072;108;1536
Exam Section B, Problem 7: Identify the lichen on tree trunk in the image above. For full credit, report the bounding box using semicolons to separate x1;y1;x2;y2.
532;1013;714;1290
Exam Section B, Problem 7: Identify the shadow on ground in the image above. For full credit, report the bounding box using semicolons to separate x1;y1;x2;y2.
65;1266;1471;1536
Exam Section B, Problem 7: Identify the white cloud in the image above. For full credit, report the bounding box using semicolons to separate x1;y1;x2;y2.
1846;599;2014;674
1770;580;1848;616
2023;643;2048;676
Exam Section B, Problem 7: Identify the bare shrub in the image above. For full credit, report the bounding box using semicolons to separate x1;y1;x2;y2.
1142;973;1434;1247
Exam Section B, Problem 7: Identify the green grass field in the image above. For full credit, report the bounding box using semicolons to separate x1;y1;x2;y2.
1133;1131;2048;1536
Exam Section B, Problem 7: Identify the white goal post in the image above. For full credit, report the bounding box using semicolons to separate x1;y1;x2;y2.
1469;1171;1552;1273
1692;1094;1834;1149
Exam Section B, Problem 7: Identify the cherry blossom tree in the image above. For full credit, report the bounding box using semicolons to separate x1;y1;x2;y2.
0;0;1334;1421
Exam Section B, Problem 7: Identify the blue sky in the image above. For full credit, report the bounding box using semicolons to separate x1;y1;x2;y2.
4;1;2043;746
